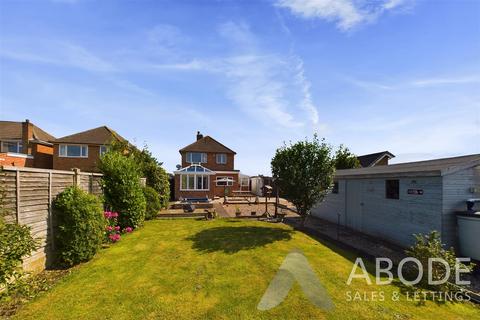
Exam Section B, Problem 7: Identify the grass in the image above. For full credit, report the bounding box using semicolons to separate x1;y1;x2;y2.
13;219;480;320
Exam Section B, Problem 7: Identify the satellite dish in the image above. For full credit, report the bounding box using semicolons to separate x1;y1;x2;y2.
176;164;182;170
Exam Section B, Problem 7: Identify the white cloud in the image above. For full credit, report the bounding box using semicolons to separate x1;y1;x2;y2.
410;75;480;87
276;0;413;31
0;40;115;72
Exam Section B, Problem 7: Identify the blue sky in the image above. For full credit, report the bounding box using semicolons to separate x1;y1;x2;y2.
0;0;479;175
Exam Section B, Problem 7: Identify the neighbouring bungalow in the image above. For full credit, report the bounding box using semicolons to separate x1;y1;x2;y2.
357;151;395;167
52;126;126;172
174;132;249;200
0;119;55;169
312;154;480;250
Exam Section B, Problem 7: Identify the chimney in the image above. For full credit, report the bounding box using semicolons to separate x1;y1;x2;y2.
196;131;203;141
22;119;33;154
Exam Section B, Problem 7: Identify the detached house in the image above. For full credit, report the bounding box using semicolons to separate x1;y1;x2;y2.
174;132;246;200
0;120;55;168
52;126;126;172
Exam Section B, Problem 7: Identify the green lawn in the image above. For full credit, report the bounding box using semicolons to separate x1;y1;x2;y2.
14;219;480;319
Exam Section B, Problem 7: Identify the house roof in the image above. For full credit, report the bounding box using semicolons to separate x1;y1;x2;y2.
357;151;395;167
336;154;480;179
179;136;236;154
0;120;56;143
54;126;126;145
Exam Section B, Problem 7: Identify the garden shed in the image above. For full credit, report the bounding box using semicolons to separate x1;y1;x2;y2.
311;154;480;249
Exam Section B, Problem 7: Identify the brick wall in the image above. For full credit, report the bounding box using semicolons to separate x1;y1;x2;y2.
32;143;53;169
53;144;102;172
0;153;34;167
180;152;235;171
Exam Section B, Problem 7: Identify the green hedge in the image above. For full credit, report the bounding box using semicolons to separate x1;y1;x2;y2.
99;150;146;228
143;186;161;220
53;186;105;267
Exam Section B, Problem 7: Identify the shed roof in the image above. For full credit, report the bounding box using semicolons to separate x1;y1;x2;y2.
357;151;395;167
179;136;236;154
54;126;126;145
336;154;480;179
0;120;56;144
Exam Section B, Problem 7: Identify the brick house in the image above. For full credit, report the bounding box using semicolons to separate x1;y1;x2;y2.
0;120;55;168
52;126;126;172
174;132;248;200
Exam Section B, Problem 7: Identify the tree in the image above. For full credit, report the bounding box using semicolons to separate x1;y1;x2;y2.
271;135;335;226
334;145;361;170
109;140;170;208
98;150;146;228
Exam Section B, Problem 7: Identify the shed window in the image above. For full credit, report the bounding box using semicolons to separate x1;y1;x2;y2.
386;179;399;199
332;182;339;194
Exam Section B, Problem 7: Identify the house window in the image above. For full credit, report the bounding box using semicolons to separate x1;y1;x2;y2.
180;174;209;190
186;152;207;163
332;182;339;194
1;141;23;153
99;145;108;156
59;144;88;158
216;176;233;186
216;153;227;164
386;179;399;199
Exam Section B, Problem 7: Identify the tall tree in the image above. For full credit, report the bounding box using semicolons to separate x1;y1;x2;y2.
334;145;361;170
271;135;335;226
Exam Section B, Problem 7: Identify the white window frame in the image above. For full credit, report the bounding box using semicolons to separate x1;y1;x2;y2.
99;145;108;156
186;152;207;164
59;144;89;158
216;153;227;164
216;176;233;186
1;140;23;153
180;174;210;191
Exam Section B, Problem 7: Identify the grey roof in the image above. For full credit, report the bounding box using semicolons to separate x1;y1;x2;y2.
336;154;480;179
357;151;395;167
54;126;126;145
0;120;56;143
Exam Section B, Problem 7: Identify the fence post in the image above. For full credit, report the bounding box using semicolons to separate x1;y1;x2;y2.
16;170;20;224
73;168;81;187
48;172;55;251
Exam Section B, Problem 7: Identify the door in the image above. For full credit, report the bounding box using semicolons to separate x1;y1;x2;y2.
346;180;363;231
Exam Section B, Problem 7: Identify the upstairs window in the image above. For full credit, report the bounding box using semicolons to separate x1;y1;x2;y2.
386;179;399;199
216;153;227;164
99;145;108;156
186;152;207;163
59;144;88;158
1;140;23;153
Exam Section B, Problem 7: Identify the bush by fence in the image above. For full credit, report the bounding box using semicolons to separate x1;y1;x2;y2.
53;186;105;267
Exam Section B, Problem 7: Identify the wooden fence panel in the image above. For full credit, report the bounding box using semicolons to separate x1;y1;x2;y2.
0;166;103;272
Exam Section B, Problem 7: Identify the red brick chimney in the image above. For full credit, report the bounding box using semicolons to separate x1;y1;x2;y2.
22;119;33;154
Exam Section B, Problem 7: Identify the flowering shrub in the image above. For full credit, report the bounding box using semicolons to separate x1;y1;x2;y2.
104;211;133;243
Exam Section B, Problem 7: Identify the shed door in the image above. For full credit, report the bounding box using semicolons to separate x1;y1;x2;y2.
346;180;364;231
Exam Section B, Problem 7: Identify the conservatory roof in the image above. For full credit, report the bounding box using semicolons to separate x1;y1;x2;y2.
174;164;216;175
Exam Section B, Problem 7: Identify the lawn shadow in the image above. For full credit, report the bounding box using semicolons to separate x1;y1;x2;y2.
187;226;293;254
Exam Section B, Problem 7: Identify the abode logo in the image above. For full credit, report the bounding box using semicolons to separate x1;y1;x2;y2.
346;257;472;302
257;249;334;311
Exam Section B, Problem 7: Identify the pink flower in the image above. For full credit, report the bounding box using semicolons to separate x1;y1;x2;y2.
106;226;113;232
114;226;120;231
125;227;133;233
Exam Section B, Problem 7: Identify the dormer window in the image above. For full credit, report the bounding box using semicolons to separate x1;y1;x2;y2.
216;153;227;164
186;152;207;163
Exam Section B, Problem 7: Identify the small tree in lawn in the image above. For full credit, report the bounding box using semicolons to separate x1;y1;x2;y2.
334;145;361;170
271;135;335;226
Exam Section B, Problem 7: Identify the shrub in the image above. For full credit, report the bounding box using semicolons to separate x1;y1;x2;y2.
0;180;38;291
143;186;161;220
405;231;475;294
53;186;105;267
99;150;146;228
